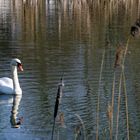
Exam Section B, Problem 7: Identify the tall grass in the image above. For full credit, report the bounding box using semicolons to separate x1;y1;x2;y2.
57;0;140;12
96;49;105;140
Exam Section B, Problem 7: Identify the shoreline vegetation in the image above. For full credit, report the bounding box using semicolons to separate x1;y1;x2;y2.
13;0;140;17
9;0;140;44
22;0;140;14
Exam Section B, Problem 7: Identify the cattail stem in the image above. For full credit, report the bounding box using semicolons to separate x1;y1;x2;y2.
51;118;56;140
51;76;64;140
121;36;130;140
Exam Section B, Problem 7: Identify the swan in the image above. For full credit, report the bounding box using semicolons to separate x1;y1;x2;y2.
0;58;23;95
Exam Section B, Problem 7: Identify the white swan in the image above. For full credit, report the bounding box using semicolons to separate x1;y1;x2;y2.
0;58;23;95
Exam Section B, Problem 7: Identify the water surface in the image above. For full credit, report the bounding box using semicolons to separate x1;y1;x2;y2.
0;0;140;139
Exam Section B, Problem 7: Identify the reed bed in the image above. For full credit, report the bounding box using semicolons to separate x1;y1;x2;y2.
11;0;140;46
57;0;140;12
95;34;132;139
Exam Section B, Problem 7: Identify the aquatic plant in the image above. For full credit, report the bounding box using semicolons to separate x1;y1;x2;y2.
51;76;64;140
96;49;105;140
114;44;125;68
114;37;130;140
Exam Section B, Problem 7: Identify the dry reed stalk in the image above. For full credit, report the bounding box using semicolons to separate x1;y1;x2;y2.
110;71;116;140
115;37;130;140
96;49;105;140
122;68;130;140
107;104;113;140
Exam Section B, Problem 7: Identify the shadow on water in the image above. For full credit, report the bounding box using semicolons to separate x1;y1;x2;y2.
0;94;13;106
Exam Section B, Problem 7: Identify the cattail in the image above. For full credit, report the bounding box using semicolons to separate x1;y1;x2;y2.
51;76;64;140
114;44;124;68
54;77;64;119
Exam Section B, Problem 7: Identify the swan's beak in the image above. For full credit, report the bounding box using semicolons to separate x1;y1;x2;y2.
18;63;24;71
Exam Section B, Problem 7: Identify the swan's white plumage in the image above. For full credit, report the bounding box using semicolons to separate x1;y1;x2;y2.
0;58;23;95
0;77;13;94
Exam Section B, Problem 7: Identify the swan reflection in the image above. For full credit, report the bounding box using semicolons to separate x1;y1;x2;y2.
10;95;23;128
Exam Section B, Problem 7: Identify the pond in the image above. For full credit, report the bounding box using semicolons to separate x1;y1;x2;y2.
0;0;140;139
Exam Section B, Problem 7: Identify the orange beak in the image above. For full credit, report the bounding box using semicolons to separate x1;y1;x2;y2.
18;63;24;71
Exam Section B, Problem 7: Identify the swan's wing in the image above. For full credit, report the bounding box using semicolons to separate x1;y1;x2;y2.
0;77;13;94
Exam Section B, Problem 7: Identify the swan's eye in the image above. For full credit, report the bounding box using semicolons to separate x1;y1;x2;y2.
17;63;24;71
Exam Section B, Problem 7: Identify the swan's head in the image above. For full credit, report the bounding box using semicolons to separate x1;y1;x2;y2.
11;58;24;71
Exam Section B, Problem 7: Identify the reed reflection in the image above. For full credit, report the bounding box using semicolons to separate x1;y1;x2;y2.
9;0;140;46
10;95;23;128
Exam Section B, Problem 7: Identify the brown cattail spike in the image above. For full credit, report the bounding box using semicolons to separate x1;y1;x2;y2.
114;44;124;68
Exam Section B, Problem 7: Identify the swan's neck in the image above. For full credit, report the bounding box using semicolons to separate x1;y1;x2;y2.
12;66;21;94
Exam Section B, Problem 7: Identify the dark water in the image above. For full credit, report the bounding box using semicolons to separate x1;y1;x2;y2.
0;0;140;139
